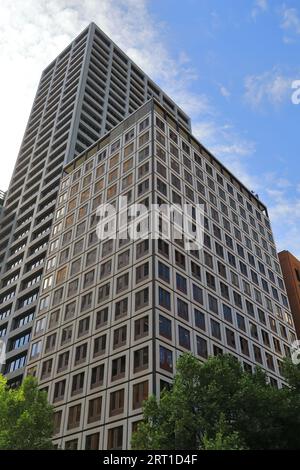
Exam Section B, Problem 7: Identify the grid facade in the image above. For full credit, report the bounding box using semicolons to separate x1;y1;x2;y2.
25;100;296;450
0;24;190;386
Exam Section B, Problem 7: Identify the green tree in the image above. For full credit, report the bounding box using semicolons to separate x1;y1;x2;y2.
0;374;54;449
202;415;246;450
131;354;300;450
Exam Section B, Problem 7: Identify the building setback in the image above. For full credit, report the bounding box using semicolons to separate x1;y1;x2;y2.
0;23;190;387
278;250;300;339
25;99;296;450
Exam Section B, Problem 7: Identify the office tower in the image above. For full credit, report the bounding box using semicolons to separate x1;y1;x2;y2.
0;23;190;387
278;251;300;339
25;99;296;450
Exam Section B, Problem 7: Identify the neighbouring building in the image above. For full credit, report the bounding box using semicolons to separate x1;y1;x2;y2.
278;250;300;339
25;99;296;450
0;23;190;387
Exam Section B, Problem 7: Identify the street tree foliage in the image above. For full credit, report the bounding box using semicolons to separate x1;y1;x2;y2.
0;374;54;450
132;354;300;450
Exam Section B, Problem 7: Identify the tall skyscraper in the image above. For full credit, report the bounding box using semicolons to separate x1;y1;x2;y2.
0;23;190;387
279;250;300;339
25;99;296;450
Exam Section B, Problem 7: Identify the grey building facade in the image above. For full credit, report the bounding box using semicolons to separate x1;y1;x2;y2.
0;23;190;387
25;99;296;449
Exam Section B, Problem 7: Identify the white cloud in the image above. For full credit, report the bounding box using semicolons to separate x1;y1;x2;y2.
254;173;300;258
219;85;231;98
280;5;300;35
251;0;268;19
244;68;294;108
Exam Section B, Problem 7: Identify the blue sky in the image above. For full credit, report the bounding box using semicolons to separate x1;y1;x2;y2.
0;0;299;256
147;0;300;256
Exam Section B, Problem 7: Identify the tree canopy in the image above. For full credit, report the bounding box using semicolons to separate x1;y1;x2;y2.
0;374;54;450
131;354;300;450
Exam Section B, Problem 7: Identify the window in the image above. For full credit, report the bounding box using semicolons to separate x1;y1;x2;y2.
135;288;149;310
57;351;69;373
136;239;149;259
67;404;81;430
177;298;189;321
194;309;206;331
83;270;95;289
41;358;52;379
94;334;107;357
223;305;233;323
109;389;125;417
30;341;41;358
68;278;79;297
116;273;129;293
85;433;100;450
196;336;208;358
107;426;123;450
191;261;201;280
88;397;102;423
74;343;87;365
211;319;221;340
134;346;149;373
91;364;104;389
158;239;169;258
118;250;130;269
226;328;236;348
81;291;93;311
159;287;171;310
176;273;187;293
240;337;250;356
71;372;84;396
193;284;203;305
53;411;62;435
175;250;186;270
115;297;128;319
113;326;127;349
178;326;191;350
236;313;246;332
159;315;172;340
206;272;216;290
45;333;56;353
133;381;148;410
136;263;149;283
98;283;110;303
78;316;90;337
111;356;126;381
134;316;149;340
159;346;173;372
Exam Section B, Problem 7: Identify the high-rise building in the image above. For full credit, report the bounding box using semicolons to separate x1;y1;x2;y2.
278;250;300;339
0;23;190;387
25;99;296;450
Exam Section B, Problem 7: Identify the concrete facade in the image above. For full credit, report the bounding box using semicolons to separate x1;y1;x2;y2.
25;100;296;450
